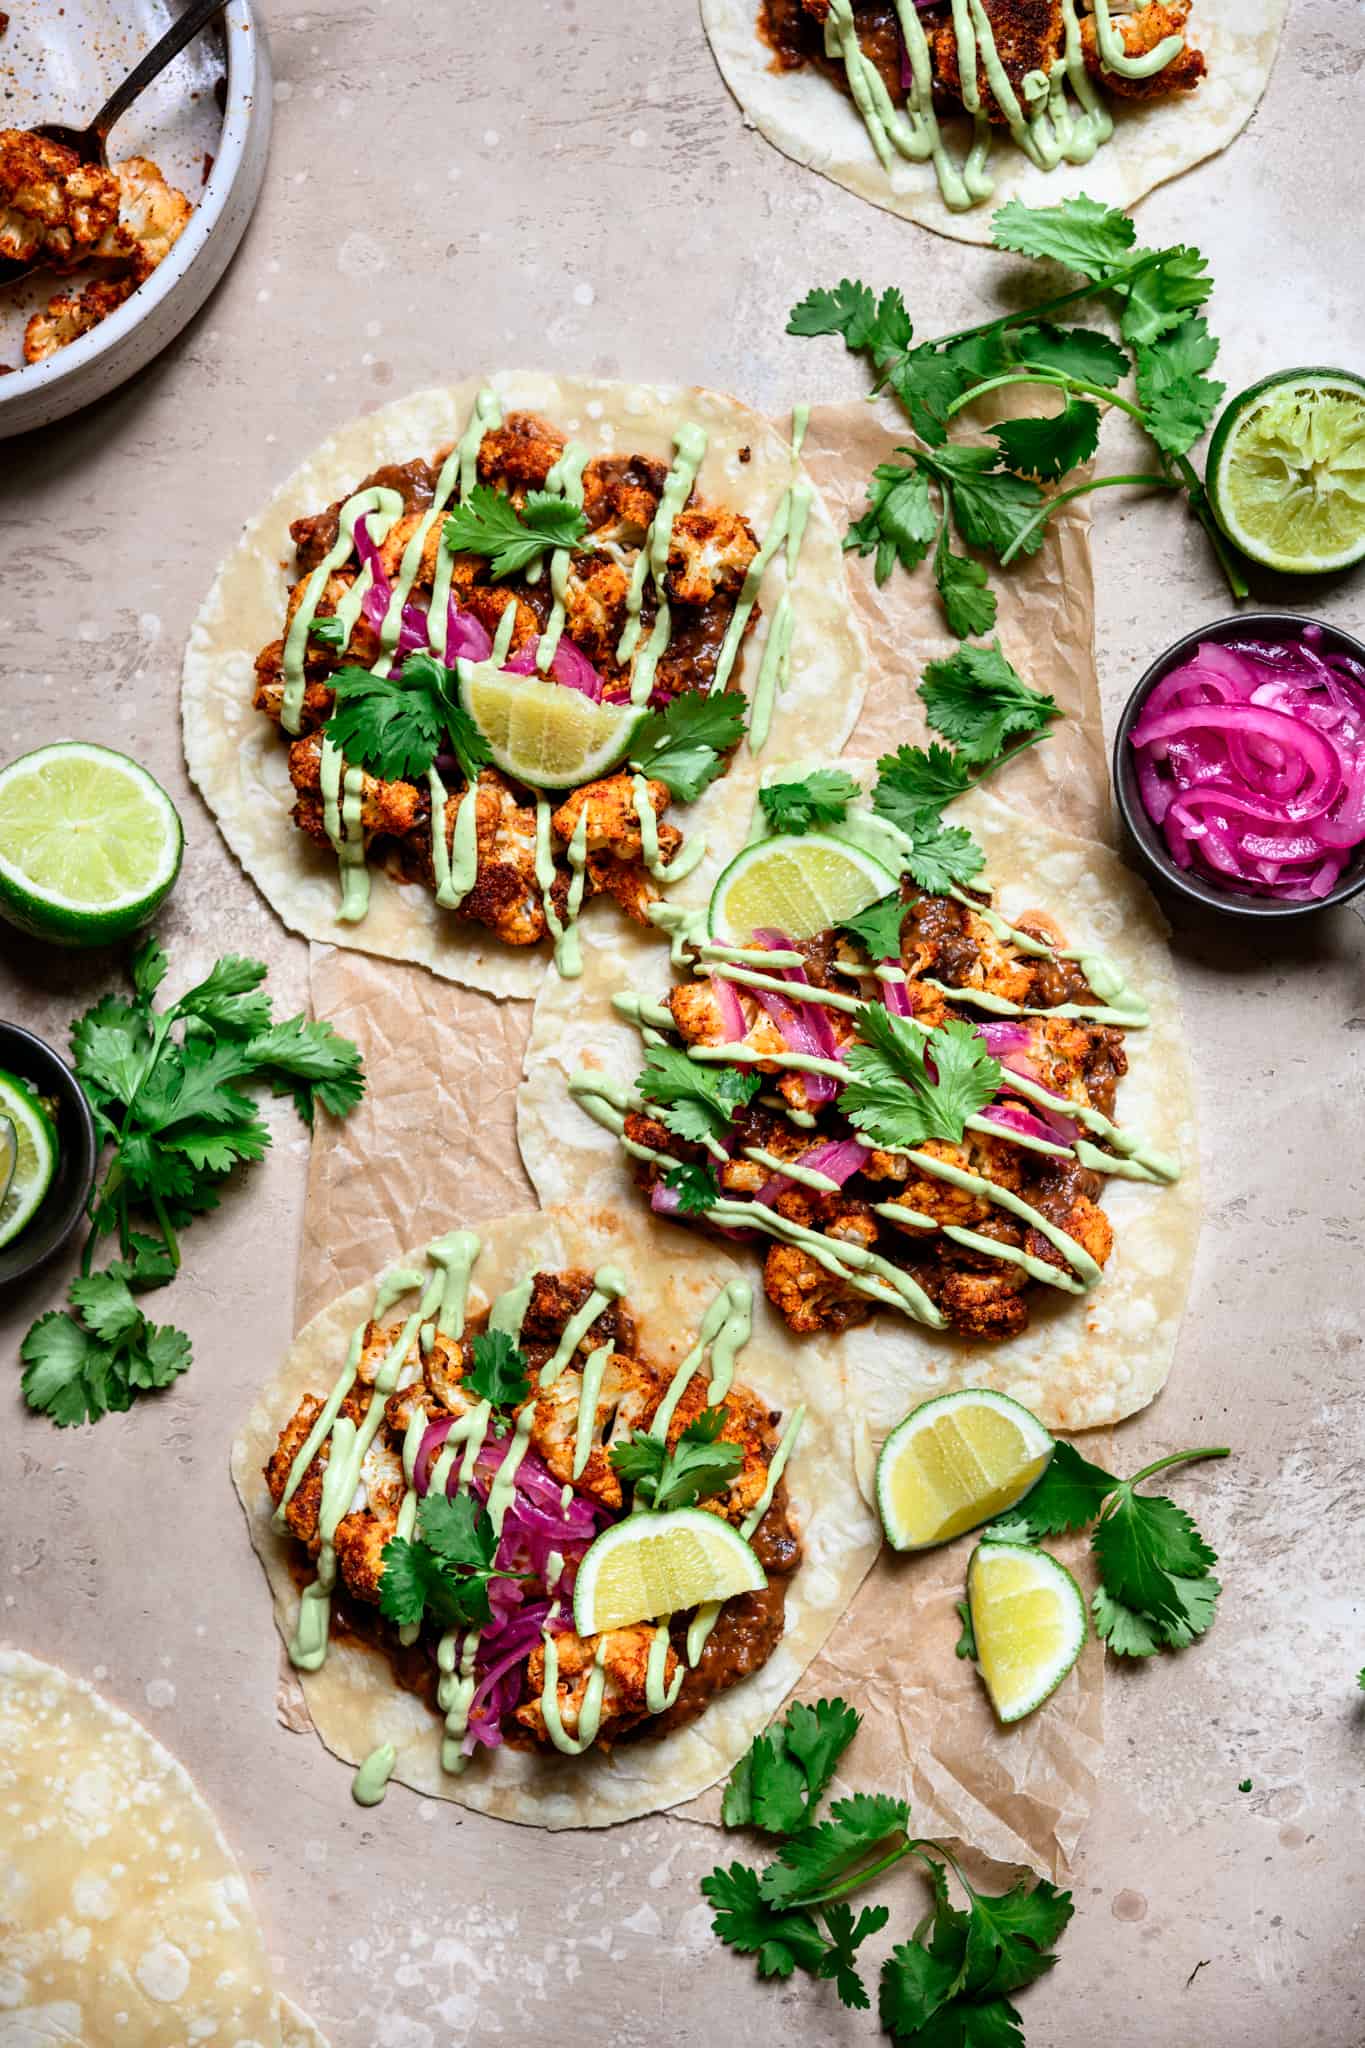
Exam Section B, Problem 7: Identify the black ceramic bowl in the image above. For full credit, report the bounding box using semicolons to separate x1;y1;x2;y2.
0;1021;98;1286
1113;612;1365;922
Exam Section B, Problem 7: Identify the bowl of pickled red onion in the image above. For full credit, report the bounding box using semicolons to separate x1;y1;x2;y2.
1114;613;1365;920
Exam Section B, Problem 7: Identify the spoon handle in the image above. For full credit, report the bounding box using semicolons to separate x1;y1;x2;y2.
93;0;231;146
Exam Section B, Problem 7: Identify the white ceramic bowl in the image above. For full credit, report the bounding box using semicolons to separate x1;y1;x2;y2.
0;0;271;438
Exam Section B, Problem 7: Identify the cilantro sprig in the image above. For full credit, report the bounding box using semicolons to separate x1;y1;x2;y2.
610;1405;742;1511
326;651;491;785
18;940;365;1426
841;1012;1001;1151
759;769;862;836
379;1490;525;1631
637;1044;760;1146
663;1159;720;1215
628;692;748;804
462;1329;531;1408
704;1697;1073;2028
443;485;590;578
984;1442;1230;1659
788;194;1244;635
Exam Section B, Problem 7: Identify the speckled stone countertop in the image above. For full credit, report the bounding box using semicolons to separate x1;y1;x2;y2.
1;3;1363;2044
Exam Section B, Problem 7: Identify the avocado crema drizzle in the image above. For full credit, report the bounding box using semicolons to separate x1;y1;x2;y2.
823;0;1187;213
272;1233;801;1804
570;859;1179;1326
279;394;817;967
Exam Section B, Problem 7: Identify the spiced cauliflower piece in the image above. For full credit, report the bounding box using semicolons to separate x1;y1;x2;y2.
515;1624;670;1747
516;1349;665;1510
0;129;118;267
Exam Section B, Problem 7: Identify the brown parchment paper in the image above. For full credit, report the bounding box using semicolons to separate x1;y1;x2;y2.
282;400;1194;1873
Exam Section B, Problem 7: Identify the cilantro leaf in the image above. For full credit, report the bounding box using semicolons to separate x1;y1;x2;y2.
1134;315;1224;457
637;1044;759;1145
879;1937;967;2041
874;744;974;819
759;1792;909;1907
887;344;994;447
71;996;151;1110
172;954;273;1038
663;1160;719;1215
818;1901;891;2010
443;484;588;578
845;461;937;584
327;663;445;780
308;614;346;649
839;890;907;964
701;1862;829;1980
1116;246;1214;347
1091;1478;1221;1655
130;937;168;1005
610;1406;742;1511
900;814;987;895
463;1330;531;1407
628;691;747;803
417;1489;498;1570
1091;1585;1165;1657
245;1015;367;1127
992;1439;1116;1538
378;1491;512;1632
759;770;861;836
991;193;1137;277
787;278;887;349
935;524;998;640
961;1875;1073;1998
991;398;1101;482
1012;322;1129;390
373;1535;431;1629
20;1283;191;1427
722;1696;863;1835
919;641;1061;764
954;1598;978;1660
919;446;1047;563
842;1014;1002;1150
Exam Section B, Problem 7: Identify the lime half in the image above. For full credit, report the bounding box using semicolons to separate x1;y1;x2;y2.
572;1508;766;1635
708;832;896;943
0;1072;58;1249
876;1390;1054;1552
966;1539;1087;1724
458;664;646;791
1207;369;1365;575
0;742;183;946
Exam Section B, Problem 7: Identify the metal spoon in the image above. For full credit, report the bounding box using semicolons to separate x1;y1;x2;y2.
0;0;228;288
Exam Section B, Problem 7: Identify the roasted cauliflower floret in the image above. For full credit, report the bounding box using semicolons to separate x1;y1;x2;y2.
22;274;135;362
477;410;566;495
1080;0;1205;96
287;731;426;845
0;129;118;266
580;454;667;544
665;1380;779;1525
763;1242;872;1336
517;1350;664;1510
563;554;631;668
515;1624;671;1746
666;506;759;606
552;774;670;863
100;155;191;273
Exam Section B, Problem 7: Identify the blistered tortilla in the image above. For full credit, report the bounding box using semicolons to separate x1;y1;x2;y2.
517;771;1199;1433
183;372;867;1001
0;1649;289;2048
231;1206;881;1828
702;0;1286;244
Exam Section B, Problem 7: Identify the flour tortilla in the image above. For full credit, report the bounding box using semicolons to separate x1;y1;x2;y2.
517;771;1199;1434
183;373;868;1001
232;1206;880;1828
702;0;1286;244
0;1649;331;2048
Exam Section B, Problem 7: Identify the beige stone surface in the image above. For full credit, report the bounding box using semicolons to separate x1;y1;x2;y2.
1;1;1363;2044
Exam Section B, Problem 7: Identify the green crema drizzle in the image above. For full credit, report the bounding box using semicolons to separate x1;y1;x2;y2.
620;423;709;703
823;0;1182;211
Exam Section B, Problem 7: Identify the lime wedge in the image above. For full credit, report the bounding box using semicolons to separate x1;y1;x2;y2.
458;664;647;791
572;1508;766;1635
0;1072;58;1249
876;1390;1054;1552
708;831;896;943
1206;369;1365;574
0;742;183;946
966;1539;1087;1724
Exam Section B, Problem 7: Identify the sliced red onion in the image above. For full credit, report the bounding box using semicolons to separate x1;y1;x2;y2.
1130;635;1365;899
755;1134;867;1207
446;596;493;663
710;973;747;1042
352;514;394;632
651;1181;683;1217
880;974;914;1018
502;633;605;701
414;1415;454;1496
978;1101;1077;1148
976;1021;1033;1055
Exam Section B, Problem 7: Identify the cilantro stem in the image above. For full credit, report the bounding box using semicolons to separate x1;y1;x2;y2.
790;1836;917;1910
928;250;1168;356
1172;452;1251;600
148;1184;181;1273
1126;1445;1230;1490
944;369;1150;434
999;472;1181;567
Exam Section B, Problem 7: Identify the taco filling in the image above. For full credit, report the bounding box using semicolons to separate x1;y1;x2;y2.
757;0;1205;210
265;1240;804;1772
252;392;815;974
570;870;1180;1340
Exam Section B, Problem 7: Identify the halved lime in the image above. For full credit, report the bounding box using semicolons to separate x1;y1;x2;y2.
966;1539;1087;1724
1206;369;1365;575
0;743;183;946
708;832;896;943
572;1508;766;1635
458;664;647;791
0;1073;58;1249
877;1390;1054;1552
